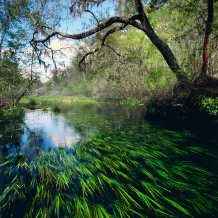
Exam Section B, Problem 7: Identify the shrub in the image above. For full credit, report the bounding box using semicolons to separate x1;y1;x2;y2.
27;99;37;109
52;104;61;113
189;92;218;116
201;97;218;116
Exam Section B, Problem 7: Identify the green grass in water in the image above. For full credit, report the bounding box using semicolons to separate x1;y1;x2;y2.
0;119;217;217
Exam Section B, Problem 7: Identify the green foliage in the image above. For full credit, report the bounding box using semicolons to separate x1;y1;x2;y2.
189;92;205;106
190;92;218;116
21;96;98;105
0;58;24;109
27;99;37;109
0;106;23;122
201;97;218;116
52;104;61;113
119;99;144;107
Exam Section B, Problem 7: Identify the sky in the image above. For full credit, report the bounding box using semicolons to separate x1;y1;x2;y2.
21;39;81;82
26;0;117;82
59;0;116;34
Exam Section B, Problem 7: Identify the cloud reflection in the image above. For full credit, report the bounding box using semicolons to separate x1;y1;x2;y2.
22;110;81;150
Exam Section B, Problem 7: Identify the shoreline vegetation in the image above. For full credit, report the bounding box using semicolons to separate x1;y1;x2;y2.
0;0;218;217
1;92;217;124
19;94;218;118
20;96;100;105
19;96;146;110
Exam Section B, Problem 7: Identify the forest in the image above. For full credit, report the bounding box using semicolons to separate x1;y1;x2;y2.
0;0;217;113
0;0;218;217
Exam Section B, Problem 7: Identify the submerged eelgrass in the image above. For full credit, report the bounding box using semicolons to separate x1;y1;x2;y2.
0;123;217;217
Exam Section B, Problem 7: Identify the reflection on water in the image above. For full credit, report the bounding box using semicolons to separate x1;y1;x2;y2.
0;103;146;156
0;103;217;217
21;110;81;151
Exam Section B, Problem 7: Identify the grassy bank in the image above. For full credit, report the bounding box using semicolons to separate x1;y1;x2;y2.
19;96;101;112
20;93;218;120
20;96;147;110
20;96;99;105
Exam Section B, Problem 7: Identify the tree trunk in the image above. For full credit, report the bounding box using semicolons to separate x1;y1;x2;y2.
134;0;187;87
144;29;187;85
33;0;188;87
0;24;8;58
15;80;33;105
201;0;213;76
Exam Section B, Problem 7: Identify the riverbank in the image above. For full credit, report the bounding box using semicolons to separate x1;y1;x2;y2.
19;96;101;112
0;106;23;122
20;96;147;109
20;96;99;105
20;90;218;126
147;86;218;120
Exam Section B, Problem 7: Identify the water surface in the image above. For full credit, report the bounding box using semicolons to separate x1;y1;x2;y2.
0;103;217;217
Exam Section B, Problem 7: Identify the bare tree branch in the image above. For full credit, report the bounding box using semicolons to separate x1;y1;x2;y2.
104;44;123;56
79;24;128;70
30;14;141;75
43;43;57;69
84;10;100;24
30;15;141;46
29;0;189;86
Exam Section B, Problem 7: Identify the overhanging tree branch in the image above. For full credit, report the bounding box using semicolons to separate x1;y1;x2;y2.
30;15;141;46
79;24;128;70
30;0;189;87
84;10;100;24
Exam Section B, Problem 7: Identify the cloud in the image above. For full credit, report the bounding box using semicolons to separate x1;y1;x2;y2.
48;38;79;67
21;38;82;82
23;110;81;149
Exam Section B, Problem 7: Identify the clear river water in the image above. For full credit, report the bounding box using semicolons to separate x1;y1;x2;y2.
0;103;217;217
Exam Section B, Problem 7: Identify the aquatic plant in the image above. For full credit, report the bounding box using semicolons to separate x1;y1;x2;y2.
0;122;217;218
52;104;61;113
0;108;217;218
27;99;37;109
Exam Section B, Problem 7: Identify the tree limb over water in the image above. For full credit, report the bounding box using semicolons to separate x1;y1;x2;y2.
30;0;188;87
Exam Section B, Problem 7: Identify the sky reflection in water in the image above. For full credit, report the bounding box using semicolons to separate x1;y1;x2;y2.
21;110;81;151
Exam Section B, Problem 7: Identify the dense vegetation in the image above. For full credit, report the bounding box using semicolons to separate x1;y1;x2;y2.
0;0;217;114
0;103;217;217
0;0;218;217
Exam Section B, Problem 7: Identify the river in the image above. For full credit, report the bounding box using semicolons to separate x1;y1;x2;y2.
0;103;217;217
